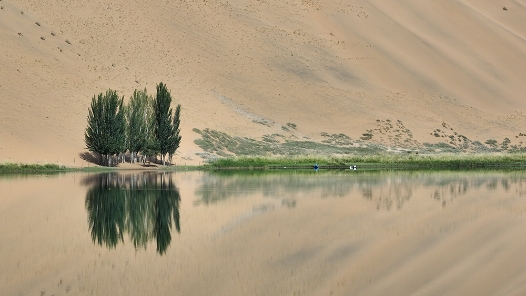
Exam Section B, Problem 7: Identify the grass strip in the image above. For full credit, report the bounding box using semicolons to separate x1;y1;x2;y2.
205;153;526;169
0;163;68;172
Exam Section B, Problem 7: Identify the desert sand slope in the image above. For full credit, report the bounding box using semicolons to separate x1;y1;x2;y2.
1;0;526;165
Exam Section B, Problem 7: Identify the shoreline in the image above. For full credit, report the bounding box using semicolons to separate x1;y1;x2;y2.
204;153;526;170
0;162;201;173
2;153;526;172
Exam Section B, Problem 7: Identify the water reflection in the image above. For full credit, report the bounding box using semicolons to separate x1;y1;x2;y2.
195;170;526;210
83;172;180;255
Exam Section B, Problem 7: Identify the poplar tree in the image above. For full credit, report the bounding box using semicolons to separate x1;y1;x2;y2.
153;83;181;165
168;104;182;163
84;89;126;166
126;89;151;163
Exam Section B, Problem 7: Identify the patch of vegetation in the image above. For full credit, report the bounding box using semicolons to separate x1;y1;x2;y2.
193;120;526;167
0;163;67;172
193;128;383;161
206;153;526;169
361;133;373;140
501;138;511;150
252;119;273;127
425;122;507;153
84;84;181;167
321;133;353;145
364;119;418;148
485;139;498;148
262;134;285;143
422;142;459;153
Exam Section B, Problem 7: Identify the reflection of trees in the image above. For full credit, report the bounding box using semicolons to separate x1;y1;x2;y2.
361;180;413;211
194;171;360;205
194;170;526;211
426;172;526;207
84;172;180;255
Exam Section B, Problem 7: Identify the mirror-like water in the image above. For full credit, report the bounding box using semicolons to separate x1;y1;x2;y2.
2;170;526;295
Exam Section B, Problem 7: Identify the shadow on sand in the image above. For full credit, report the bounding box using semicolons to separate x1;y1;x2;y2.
79;152;102;165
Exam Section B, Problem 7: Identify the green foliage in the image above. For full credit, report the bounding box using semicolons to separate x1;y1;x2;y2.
153;83;182;164
84;89;126;166
0;163;66;172
126;88;152;158
501;138;511;150
84;85;183;166
485;139;498;147
321;133;353;145
361;133;373;140
206;153;526;169
194;128;383;159
168;104;182;157
154;83;172;156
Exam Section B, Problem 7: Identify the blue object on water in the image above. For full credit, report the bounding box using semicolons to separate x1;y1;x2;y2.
314;163;319;171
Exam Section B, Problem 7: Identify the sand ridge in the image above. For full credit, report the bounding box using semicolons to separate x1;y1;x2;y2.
1;0;526;165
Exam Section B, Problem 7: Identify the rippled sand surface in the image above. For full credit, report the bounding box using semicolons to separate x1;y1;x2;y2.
2;170;526;295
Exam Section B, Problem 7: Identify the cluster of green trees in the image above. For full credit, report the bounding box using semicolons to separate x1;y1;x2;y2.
84;82;181;166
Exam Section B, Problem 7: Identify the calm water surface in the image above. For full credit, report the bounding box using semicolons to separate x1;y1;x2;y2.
2;170;526;295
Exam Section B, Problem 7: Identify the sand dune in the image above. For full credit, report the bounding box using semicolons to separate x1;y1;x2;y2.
1;0;526;165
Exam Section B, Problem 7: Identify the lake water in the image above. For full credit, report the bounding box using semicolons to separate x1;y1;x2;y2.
2;170;526;295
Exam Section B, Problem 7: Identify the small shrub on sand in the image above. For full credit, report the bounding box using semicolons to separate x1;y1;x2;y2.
286;122;297;129
485;139;498;148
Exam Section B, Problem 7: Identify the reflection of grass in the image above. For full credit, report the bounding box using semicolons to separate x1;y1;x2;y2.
195;170;526;209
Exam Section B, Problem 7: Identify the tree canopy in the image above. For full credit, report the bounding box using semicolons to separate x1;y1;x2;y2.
84;84;182;166
126;88;153;163
84;89;126;166
153;82;182;165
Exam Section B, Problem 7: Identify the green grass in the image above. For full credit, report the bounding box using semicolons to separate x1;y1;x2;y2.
0;163;68;172
0;162;202;173
205;153;526;169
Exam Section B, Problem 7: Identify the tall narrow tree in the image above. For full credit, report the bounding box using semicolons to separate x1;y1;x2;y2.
168;104;182;164
126;89;151;163
153;83;180;165
85;89;126;166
